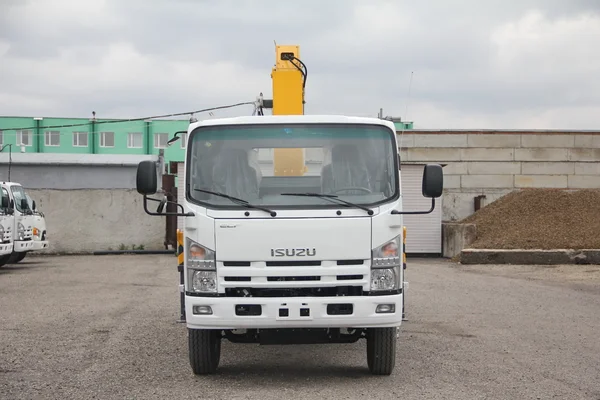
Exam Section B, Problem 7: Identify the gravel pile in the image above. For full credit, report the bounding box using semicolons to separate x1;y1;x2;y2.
460;189;600;250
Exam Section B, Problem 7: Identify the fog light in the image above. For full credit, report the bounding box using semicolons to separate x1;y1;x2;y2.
376;304;395;313
192;305;213;315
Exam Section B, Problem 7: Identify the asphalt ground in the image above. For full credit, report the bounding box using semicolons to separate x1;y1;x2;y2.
1;255;599;400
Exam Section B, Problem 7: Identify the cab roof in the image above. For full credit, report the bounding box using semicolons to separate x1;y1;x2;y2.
0;181;22;187
188;114;396;132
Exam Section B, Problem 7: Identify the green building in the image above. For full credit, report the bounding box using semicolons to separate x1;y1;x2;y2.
0;115;413;170
0;116;189;168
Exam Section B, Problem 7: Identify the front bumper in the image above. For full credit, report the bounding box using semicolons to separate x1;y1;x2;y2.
14;240;34;252
0;242;13;255
31;240;49;251
185;294;403;330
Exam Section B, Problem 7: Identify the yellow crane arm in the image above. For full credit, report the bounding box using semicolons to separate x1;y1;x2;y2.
271;45;307;176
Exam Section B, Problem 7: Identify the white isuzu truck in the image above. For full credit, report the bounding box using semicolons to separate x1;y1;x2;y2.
0;187;15;260
135;115;443;375
0;181;49;267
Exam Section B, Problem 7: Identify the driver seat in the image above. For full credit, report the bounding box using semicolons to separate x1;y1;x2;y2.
321;144;371;195
211;148;260;200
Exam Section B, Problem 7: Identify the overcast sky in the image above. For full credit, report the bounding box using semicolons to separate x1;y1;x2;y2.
1;0;599;129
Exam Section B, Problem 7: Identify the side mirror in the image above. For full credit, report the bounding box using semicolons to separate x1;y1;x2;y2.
1;197;8;209
32;200;36;211
21;198;29;210
137;160;158;195
422;164;443;198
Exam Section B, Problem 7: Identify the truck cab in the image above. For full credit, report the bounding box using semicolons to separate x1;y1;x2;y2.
26;193;49;252
0;182;36;266
135;115;443;376
0;187;15;262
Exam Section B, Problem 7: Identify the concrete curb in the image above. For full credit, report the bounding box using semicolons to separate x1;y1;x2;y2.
460;249;600;265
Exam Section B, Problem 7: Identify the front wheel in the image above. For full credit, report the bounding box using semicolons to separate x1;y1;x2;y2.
10;252;27;264
0;254;10;268
366;327;397;375
188;328;221;375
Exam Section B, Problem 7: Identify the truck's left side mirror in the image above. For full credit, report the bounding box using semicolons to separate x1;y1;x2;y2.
422;164;443;198
32;200;36;211
1;196;8;209
137;160;158;195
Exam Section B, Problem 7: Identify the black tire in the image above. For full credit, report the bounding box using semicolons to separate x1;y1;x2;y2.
10;252;27;264
188;328;221;375
0;254;9;268
366;327;397;375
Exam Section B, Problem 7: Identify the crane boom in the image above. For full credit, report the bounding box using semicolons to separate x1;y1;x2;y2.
271;44;306;177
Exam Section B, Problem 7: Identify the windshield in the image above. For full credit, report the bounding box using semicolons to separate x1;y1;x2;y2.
11;185;28;212
186;123;398;209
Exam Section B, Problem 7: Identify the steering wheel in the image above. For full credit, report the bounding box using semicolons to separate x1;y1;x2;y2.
330;187;372;194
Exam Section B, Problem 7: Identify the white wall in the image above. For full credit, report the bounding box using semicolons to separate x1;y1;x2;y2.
29;189;165;254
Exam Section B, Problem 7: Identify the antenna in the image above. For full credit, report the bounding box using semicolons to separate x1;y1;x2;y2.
398;71;414;151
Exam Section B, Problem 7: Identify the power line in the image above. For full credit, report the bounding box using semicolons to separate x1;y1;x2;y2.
0;101;255;132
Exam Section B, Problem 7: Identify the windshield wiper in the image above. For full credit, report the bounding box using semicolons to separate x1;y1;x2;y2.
194;189;276;217
280;193;374;215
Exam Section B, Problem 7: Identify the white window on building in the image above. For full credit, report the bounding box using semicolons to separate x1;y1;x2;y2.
16;130;32;146
45;131;60;146
154;133;169;149
100;132;115;147
128;132;143;148
73;131;88;147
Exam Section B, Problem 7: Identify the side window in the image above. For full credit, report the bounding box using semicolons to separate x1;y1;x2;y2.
1;188;9;209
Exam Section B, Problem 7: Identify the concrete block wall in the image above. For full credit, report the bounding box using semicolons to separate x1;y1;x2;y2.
29;189;165;254
398;130;600;221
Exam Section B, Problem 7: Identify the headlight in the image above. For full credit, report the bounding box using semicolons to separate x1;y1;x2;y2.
191;270;217;293
17;222;25;241
186;238;217;293
371;235;401;291
0;225;4;241
186;238;215;269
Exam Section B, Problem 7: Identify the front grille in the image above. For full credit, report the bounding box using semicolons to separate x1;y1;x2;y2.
222;259;366;267
267;276;321;282
266;261;321;267
224;286;364;298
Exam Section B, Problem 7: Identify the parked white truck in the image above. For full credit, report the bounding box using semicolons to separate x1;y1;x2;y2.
135;115;443;375
0;181;48;267
0;187;15;260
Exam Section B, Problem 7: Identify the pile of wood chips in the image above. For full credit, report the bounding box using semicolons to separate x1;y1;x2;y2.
460;188;600;250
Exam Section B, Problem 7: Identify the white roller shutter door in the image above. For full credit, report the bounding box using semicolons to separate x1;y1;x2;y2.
177;162;185;233
400;164;442;254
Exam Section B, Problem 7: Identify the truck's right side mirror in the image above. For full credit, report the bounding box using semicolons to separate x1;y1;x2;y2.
422;164;443;198
136;160;158;195
1;196;8;209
